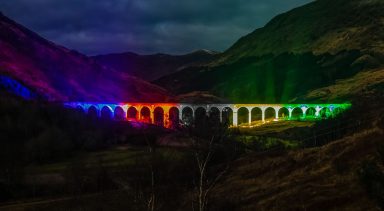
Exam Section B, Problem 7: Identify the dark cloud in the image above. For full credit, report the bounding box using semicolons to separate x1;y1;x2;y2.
0;0;312;55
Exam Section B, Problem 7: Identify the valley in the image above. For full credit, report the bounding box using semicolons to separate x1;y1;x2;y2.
0;0;384;210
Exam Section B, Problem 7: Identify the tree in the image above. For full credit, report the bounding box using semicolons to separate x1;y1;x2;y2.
186;116;241;211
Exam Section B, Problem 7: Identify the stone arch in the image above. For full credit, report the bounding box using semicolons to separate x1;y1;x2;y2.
101;106;113;119
209;107;221;125
88;105;98;118
182;107;194;125
278;107;289;119
320;107;332;119
292;107;303;120
265;107;276;120
333;107;342;117
114;106;125;120
127;107;138;120
75;105;84;113
154;107;164;127
222;107;233;126
140;106;151;123
237;107;249;126
195;107;207;125
251;107;262;122
305;107;317;120
169;107;180;129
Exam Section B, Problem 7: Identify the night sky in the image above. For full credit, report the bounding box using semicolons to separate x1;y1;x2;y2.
0;0;312;55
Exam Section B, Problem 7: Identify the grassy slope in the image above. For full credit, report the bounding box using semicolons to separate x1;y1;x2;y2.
212;127;383;210
219;0;384;64
305;68;384;101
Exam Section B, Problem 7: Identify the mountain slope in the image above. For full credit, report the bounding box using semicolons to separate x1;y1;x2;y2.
219;0;384;64
155;0;384;103
212;127;383;210
211;94;384;210
0;12;171;102
92;50;218;81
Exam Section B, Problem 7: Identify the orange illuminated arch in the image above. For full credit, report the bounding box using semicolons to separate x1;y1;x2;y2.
140;106;151;123
154;107;164;127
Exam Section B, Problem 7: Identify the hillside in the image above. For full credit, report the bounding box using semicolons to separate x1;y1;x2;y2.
0;12;171;102
93;50;219;81
219;0;384;64
212;127;383;210
155;0;384;103
210;93;384;210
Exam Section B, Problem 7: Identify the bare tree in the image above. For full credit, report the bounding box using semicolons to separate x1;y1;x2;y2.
192;135;229;211
187;117;236;211
141;126;157;211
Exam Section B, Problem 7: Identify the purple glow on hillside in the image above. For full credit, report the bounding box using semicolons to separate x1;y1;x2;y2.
0;75;37;99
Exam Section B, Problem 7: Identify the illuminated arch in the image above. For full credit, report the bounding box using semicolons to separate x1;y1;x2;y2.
265;107;276;120
209;107;221;124
251;107;262;122
182;107;194;125
127;107;138;120
333;107;343;117
222;107;233;126
140;106;151;123
154;107;164;127
75;105;85;113
88;105;98;118
291;107;303;120
169;107;180;129
237;107;249;126
101;106;113;119
305;107;317;120
278;107;289;119
195;107;207;124
114;106;125;120
320;107;332;119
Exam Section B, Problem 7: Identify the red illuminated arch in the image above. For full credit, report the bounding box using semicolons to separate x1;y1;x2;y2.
127;107;138;120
